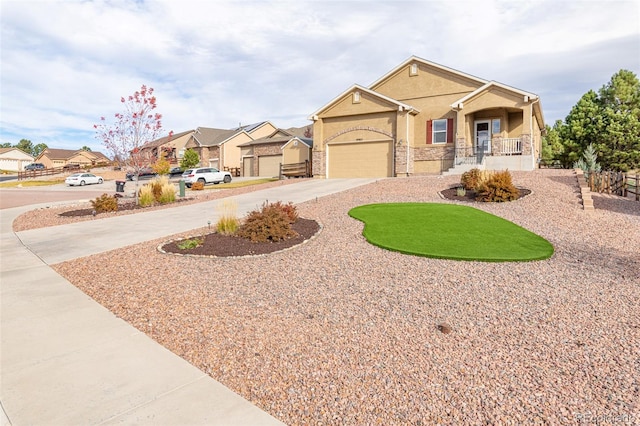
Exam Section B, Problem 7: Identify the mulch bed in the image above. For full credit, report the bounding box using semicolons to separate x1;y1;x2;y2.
160;218;321;257
440;187;531;202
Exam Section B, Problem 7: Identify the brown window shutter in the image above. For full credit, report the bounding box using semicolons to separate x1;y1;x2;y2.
447;118;454;143
426;120;432;144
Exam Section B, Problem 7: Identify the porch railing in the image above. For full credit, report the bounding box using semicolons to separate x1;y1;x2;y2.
454;145;486;166
500;138;522;155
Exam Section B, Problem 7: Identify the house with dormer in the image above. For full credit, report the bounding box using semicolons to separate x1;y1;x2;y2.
308;56;545;178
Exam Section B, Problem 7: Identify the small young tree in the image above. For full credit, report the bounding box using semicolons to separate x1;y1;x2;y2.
94;85;172;204
180;148;200;169
574;143;601;179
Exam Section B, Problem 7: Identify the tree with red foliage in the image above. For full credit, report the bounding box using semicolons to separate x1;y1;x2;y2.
94;85;172;204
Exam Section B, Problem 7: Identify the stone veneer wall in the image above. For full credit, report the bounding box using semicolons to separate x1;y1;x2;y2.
312;151;325;178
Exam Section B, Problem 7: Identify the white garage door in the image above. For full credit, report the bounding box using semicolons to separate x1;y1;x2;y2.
258;155;281;177
328;141;393;178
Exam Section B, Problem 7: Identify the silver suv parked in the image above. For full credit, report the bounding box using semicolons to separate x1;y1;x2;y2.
182;167;232;187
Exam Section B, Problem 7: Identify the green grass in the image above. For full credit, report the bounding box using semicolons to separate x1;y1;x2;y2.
348;203;554;262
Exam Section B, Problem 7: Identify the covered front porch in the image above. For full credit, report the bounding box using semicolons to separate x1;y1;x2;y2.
447;82;544;173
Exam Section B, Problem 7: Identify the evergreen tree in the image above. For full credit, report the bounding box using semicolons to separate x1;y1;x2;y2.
180;148;200;169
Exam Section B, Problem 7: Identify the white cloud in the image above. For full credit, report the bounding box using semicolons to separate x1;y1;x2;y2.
1;0;638;151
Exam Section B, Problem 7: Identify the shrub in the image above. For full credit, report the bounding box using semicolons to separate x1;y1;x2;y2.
456;186;466;197
91;193;118;213
236;201;297;242
269;201;298;223
461;168;481;190
138;184;155;207
475;170;520;202
216;199;239;235
177;237;203;250
191;181;204;191
159;185;176;204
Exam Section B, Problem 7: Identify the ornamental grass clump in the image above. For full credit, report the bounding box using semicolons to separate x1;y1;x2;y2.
138;184;155;207
215;199;240;235
236;201;298;243
91;193;118;213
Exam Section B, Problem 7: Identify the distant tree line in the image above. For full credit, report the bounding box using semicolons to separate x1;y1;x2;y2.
0;140;93;157
0;139;48;157
542;69;640;172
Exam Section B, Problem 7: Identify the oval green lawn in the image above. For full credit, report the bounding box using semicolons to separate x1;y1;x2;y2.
348;203;554;262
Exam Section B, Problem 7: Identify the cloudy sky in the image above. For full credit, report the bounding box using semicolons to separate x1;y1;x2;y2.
1;0;638;152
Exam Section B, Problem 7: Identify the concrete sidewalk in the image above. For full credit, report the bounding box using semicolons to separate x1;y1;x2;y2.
1;178;376;425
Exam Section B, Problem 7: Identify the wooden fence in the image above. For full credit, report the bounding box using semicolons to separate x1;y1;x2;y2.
588;171;639;201
280;160;311;179
17;162;110;180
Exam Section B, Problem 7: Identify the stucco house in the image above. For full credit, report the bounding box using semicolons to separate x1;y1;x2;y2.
183;121;277;171
238;126;313;177
35;148;110;169
0;148;34;171
139;130;195;164
308;56;545;178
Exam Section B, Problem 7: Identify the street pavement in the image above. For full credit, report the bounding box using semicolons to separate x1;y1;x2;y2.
0;178;377;425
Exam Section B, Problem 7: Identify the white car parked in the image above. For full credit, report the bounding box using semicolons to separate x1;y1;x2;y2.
65;173;104;186
182;167;232;187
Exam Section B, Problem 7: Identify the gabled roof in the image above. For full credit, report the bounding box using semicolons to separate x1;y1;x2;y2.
308;84;420;120
282;137;313;150
450;81;539;109
39;148;80;159
37;148;109;161
141;130;195;149
234;121;272;134
0;147;33;157
369;55;488;89
191;127;250;147
450;81;545;129
238;127;313;148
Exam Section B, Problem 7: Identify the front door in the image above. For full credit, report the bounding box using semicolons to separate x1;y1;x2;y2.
474;121;491;154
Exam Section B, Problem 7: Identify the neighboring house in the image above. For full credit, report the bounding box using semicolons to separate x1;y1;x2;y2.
183;121;277;170
238;126;313;177
0;148;35;171
308;55;546;178
35;148;110;169
138;130;195;164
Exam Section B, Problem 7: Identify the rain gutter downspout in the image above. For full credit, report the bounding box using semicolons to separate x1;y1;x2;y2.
406;110;410;176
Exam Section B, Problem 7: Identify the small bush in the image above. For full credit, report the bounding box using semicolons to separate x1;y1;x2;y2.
476;170;520;202
236;201;297;242
91;193;118;213
191;181;204;191
456;186;466;197
216;199;239;235
461;168;481;190
177;237;203;250
138;184;155;207
269;201;298;223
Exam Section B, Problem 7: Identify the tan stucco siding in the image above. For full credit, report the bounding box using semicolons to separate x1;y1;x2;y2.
248;122;277;139
322;91;400;118
372;63;481;103
508;112;524;136
463;88;526;113
222;134;252;169
283;142;310;164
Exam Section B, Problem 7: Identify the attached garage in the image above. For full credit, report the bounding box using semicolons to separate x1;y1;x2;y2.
258;155;281;177
327;140;393;178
